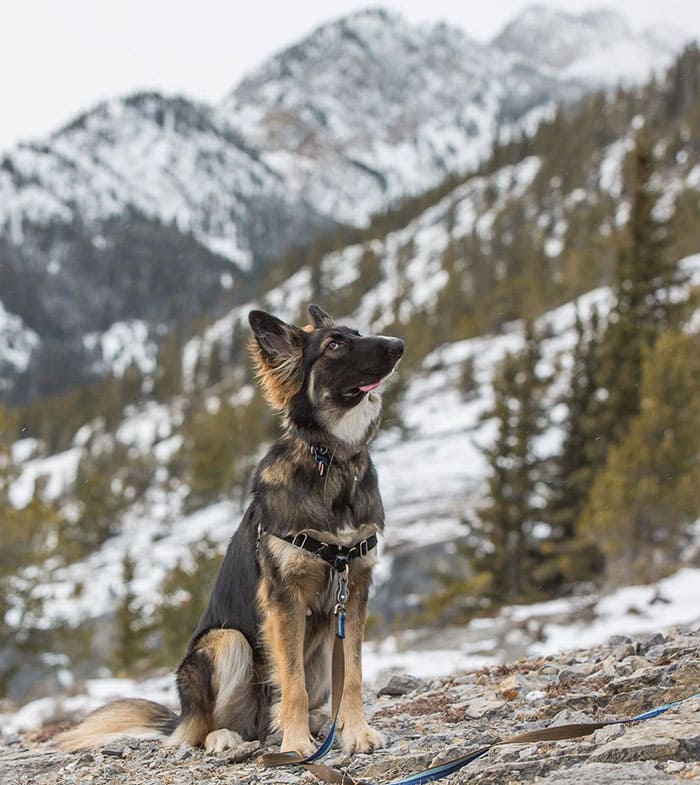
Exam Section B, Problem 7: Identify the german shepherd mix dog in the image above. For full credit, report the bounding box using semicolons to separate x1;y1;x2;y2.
58;304;404;758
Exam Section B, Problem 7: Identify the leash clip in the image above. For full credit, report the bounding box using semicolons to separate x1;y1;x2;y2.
334;564;349;638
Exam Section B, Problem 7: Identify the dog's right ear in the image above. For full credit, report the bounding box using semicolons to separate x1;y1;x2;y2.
248;310;305;410
249;310;303;361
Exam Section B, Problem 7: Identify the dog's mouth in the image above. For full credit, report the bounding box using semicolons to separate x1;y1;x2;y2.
342;374;390;399
342;379;379;399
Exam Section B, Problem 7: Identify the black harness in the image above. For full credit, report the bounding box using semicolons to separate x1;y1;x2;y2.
280;531;378;572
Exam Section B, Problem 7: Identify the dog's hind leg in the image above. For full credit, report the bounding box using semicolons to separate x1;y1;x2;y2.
167;629;257;752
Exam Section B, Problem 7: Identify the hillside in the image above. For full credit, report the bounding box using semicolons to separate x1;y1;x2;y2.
0;6;690;401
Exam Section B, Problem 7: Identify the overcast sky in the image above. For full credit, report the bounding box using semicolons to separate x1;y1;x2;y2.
2;0;699;153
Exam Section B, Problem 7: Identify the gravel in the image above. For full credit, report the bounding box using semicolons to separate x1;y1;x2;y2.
1;627;698;785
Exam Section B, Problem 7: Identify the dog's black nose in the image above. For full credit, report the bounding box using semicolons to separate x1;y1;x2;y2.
388;338;405;362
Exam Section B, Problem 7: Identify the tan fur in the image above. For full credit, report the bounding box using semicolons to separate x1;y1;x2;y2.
257;577;316;755
208;629;255;730
248;334;304;411
164;713;211;748
260;460;292;486
57;699;174;751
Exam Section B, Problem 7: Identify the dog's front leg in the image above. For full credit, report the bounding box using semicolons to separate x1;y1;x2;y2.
264;594;315;757
338;568;386;755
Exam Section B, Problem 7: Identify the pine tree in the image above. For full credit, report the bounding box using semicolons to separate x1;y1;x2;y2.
593;132;685;455
474;322;550;602
113;551;145;675
537;307;606;590
207;340;224;387
153;538;222;667
580;331;700;583
153;330;183;401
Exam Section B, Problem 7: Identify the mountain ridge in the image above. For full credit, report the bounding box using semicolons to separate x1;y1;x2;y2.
0;5;692;402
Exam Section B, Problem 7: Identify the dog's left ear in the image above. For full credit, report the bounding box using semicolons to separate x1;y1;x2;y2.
308;304;335;329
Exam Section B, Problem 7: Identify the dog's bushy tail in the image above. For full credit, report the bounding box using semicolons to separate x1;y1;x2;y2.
56;698;178;751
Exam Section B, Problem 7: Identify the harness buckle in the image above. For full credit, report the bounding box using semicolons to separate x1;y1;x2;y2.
335;564;349;610
292;533;308;549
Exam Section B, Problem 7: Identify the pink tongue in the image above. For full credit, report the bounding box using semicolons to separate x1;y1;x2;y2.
359;380;381;392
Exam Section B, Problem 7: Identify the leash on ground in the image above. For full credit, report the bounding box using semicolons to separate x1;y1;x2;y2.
260;545;700;784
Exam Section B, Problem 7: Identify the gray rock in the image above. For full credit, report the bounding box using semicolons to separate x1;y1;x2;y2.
172;744;191;761
377;673;423;697
226;741;261;763
101;742;126;757
607;635;633;646
536;761;679;784
548;709;594;726
592;724;625;744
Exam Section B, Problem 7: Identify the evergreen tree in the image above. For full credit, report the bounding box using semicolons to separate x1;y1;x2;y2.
580;331;700;583
153;330;183;401
113;551;146;675
207;340;224;387
474;322;550;602
0;405;60;636
538;307;606;590
592;132;685;457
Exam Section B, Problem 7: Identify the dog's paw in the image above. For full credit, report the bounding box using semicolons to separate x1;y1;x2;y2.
280;730;317;759
341;724;386;755
204;729;243;754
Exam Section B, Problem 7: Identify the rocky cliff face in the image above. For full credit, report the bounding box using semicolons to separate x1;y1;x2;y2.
1;627;697;785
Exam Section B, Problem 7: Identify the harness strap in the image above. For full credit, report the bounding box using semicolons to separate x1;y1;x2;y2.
280;532;379;572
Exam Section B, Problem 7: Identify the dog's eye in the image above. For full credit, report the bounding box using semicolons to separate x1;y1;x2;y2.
326;340;340;352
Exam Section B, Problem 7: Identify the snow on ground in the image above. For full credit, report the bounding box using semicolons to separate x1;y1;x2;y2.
83;320;158;377
529;567;700;655
12;498;234;629
0;674;177;735
9;448;82;509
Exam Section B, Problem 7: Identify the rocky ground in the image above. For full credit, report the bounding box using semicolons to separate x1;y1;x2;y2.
1;627;698;785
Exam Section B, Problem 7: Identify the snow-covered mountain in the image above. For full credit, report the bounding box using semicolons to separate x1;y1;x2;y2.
493;6;687;85
221;8;573;225
0;6;690;402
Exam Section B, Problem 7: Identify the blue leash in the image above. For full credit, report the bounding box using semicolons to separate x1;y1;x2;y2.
380;690;700;785
261;560;699;783
274;681;700;785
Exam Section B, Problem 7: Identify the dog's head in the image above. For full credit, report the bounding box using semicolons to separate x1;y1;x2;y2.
249;304;404;445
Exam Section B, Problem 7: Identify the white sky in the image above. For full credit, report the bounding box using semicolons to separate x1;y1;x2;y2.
2;0;699;154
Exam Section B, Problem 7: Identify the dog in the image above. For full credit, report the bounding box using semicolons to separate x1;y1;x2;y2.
58;304;404;757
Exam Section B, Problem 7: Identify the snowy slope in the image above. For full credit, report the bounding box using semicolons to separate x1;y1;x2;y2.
221;10;573;225
0;94;313;269
0;300;38;392
10;254;700;633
